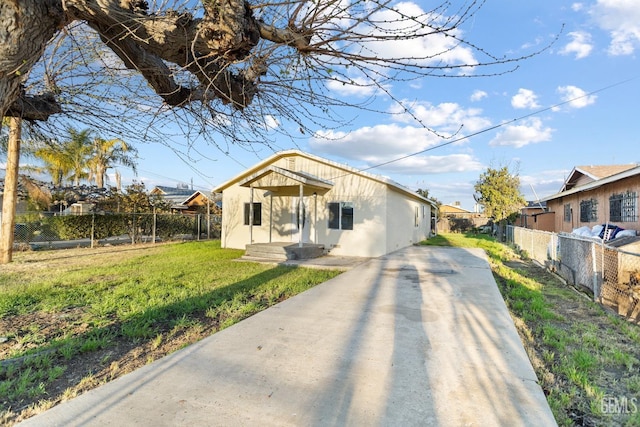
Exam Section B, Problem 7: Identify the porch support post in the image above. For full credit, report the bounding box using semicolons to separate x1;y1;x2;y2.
298;184;303;248
269;193;273;243
249;187;254;244
314;193;318;244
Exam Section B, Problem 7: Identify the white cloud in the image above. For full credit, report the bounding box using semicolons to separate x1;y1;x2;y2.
326;77;379;97
489;118;554;148
308;98;492;177
511;88;540;110
309;124;483;175
589;0;640;55
371;154;484;175
559;31;593;59
470;90;488;102
263;115;279;130
556;85;597;109
359;2;477;71
572;3;584;12
520;169;570;199
389;100;492;134
310;124;440;162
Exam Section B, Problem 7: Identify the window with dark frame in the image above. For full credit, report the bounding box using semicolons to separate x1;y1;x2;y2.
610;191;638;222
328;202;353;230
328;202;340;229
564;204;571;222
579;199;598;223
243;202;262;226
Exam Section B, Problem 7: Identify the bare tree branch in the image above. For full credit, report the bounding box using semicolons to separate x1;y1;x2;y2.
1;0;558;150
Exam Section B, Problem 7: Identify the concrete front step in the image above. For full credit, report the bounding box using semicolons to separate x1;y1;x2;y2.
245;243;324;260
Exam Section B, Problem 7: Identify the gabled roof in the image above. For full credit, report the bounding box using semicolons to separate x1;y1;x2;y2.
439;204;472;214
542;164;640;202
523;201;546;209
213;150;436;207
150;185;202;206
150;185;194;197
239;166;334;196
560;164;637;192
182;190;215;205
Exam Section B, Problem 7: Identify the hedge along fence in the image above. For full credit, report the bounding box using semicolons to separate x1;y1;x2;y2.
12;212;221;246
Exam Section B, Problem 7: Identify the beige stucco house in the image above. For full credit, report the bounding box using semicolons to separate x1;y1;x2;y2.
213;150;436;258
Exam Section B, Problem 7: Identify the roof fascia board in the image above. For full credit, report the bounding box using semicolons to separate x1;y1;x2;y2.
542;166;640;202
213;149;436;207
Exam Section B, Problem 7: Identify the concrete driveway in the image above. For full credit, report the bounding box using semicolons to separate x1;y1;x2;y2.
19;246;556;426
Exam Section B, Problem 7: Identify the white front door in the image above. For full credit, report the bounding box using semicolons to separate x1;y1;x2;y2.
291;197;310;243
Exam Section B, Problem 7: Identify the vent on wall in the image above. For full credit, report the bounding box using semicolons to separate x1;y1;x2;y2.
288;158;296;171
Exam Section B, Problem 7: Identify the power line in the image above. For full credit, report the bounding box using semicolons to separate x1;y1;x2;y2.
349;75;639;176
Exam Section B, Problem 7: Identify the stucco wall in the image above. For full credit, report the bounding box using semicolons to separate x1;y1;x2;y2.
385;189;431;254
219;153;432;258
531;212;555;232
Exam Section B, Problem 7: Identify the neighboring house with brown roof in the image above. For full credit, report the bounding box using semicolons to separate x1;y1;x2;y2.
437;202;488;233
150;186;219;215
439;202;473;216
541;164;640;235
516;201;554;231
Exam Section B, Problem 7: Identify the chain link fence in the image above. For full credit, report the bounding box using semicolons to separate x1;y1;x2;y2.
8;212;221;250
508;225;640;322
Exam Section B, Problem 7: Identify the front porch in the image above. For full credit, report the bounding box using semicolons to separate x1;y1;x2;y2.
244;242;325;260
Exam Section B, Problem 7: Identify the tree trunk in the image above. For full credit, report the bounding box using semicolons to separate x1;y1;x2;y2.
0;0;67;116
96;164;106;188
0;117;21;264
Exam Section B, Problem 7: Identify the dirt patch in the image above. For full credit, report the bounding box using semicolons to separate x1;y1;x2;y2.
1;309;223;425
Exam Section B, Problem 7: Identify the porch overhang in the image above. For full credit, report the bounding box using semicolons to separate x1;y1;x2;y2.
238;166;333;196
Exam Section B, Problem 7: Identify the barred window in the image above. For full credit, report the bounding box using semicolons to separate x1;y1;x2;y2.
564;204;571;222
610;191;638;222
579;199;598;223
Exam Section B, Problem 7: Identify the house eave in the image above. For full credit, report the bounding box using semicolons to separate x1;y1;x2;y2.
213;149;437;208
541;165;640;202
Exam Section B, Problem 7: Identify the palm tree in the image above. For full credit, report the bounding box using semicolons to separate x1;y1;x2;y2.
89;137;137;188
65;128;93;186
34;140;72;186
33;128;93;186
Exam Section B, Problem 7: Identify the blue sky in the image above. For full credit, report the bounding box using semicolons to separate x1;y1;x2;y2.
10;1;640;212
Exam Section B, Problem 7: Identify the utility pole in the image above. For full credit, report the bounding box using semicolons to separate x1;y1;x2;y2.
1;117;21;264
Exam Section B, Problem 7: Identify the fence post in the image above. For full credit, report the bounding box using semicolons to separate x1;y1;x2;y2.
592;242;599;301
197;214;201;241
91;214;95;248
152;207;157;244
131;212;135;245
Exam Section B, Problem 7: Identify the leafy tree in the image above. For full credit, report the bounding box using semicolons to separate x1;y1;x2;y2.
33;128;136;187
95;182;169;214
416;188;441;208
65;128;94;186
474;165;526;224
